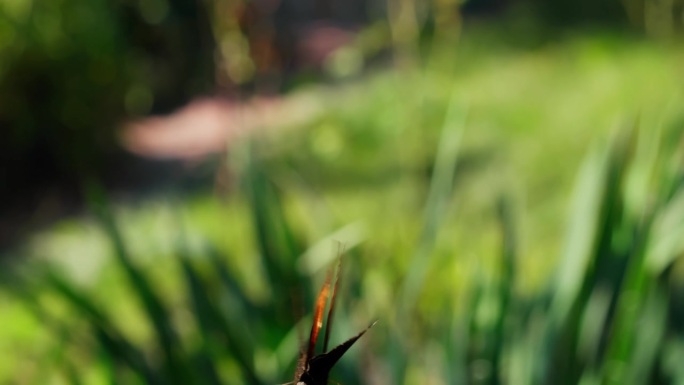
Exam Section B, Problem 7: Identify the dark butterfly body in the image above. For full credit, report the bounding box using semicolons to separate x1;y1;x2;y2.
292;260;375;385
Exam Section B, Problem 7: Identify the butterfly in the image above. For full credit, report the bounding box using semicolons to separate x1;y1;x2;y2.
289;259;376;385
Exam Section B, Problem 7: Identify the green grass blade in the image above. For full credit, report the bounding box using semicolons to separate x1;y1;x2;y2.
45;271;163;384
465;277;485;383
242;144;304;310
87;185;191;384
543;127;636;384
624;279;668;385
177;258;224;385
489;195;516;385
597;217;656;385
389;94;466;384
398;95;466;316
179;251;261;384
206;245;260;323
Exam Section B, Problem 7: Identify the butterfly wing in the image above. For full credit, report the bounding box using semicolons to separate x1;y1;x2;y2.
295;268;333;381
301;321;378;384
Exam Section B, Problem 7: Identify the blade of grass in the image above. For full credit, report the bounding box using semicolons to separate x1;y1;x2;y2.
177;257;225;385
391;93;466;384
87;184;191;384
398;95;467;315
624;278;668;385
489;194;517;385
242;143;304;312
597;214;656;385
179;251;261;384
543;127;636;384
45;271;163;384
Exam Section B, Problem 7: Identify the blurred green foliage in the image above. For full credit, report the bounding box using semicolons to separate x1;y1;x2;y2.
4;28;684;383
3;0;684;384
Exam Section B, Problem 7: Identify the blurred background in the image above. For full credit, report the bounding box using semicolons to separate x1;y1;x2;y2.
2;0;684;383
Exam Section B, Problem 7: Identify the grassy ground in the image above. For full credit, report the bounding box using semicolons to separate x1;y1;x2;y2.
2;27;684;384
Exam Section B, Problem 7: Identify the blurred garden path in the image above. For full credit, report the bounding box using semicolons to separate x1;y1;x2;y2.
0;90;326;253
121;92;321;160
